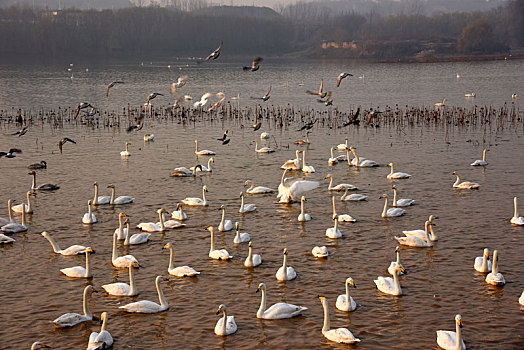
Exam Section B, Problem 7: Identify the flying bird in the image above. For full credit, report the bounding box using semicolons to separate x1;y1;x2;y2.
172;97;183;108
217;129;229;142
222;138;230;145
80;105;97;117
58;137;76;154
306;79;327;98
318;91;332;106
207;93;226;112
243;57;263;71
145;92;164;107
337;72;353;87
0;148;22;158
74;102;93;119
251;86;271;101
366;108;383;124
127;114;145;132
199;42;223;63
193;93;212;108
170;75;187;94
106;81;124;96
12;122;31;137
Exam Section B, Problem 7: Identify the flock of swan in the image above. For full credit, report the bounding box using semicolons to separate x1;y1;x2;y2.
2;125;524;349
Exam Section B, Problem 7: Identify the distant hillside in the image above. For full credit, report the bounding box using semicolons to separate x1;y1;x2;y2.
191;5;281;19
0;0;133;9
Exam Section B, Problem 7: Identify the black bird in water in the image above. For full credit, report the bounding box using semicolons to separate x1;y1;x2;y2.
74;102;93;119
243;57;263;72
251;86;271;102
58;137;76;154
106;81;124;96
217;129;229;142
0;148;22;158
12;122;31;137
252;114;262;131
28;161;47;169
198;42;223;64
127;114;145;133
339;108;361;128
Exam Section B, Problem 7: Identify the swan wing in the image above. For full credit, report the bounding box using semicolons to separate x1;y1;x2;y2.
93;330;113;349
114;196;134;204
129;233;151;244
61;245;88;255
402;229;425;240
102;282;131;296
264;302;307;319
387;208;405;217
87;331;100;349
137;222;158;232
170;266;200;277
120;300;165;313
436;330;464;350
60;266;87;278
53;312;87;327
288;180;319;200
486;272;505;285
395;235;427;247
510;216;524;225
374;276;393;292
324;328;360;343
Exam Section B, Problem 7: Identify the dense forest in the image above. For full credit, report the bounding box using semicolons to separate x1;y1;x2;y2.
0;0;522;61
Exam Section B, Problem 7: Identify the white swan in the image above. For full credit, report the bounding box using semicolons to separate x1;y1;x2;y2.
1;201;28;233
82;200;97;224
0;199;15;226
125;219;150;245
108;184;134;205
374;264;405;296
163;242;200;276
120;276;169;313
402;215;438;241
474;248;492;273
254;139;275;153
340;188;367;201
452;171;480;189
336;137;349;150
298;196;311;222
380;194;405;217
244;241;262;267
120;142;131;157
102;261;139;296
182;185;208;206
281;150;301;170
60;247;94;278
312;246;328;258
465;92;476;98
395;220;433;247
301;150;316;173
276;248;296;281
318;296;360;344
336;277;357;312
112;232;140;268
239;192;256;213
277;169;319;203
326;215;342;238
244;180;274;194
190;158;214;172
160;215;185;229
0;233;15;243
11;191;34;214
53;285;96;327
328;147;338;165
392;185;414;207
194;139;216;155
388;246;405;275
325;174;357;191
218;205;233;232
234;222;250;244
510;196;524;225
86;312;113;350
260;131;270;140
214;304;237;336
171;164;202;177
331;196;356;222
206;226;232;260
471;149;488;166
114;212;128;240
171;203;188;220
41;231;88;255
387;162;411;179
137;208;166;232
485;250;505;285
349;147;377;167
144;133;154;142
92;182;110;205
435;97;446;109
256;283;307;319
436;314;466;350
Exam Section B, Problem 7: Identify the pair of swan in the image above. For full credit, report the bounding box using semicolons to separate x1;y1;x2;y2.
485;250;505;285
239;192;256;213
436;314;466;350
112;232;140;268
244;242;262;267
182;185;208;206
87;312;113;350
471;149;488;166
318;296;360;344
256;283;307;319
510;197;524;225
340;188;367;201
332;196;356;222
137;208;172;233
171;203;188;220
207;226;233;260
41;231;88;255
215;304;237;336
277;169;319;203
374;264;405;296
402;215;438;241
194;139;216;155
254;139;275;153
12;191;35;213
302;150;315;173
53;285;96;327
452;171;480;189
171;164;202;177
392;185;414;206
276;248;296;281
163;242;200;276
29;170;59;191
190;158;214;172
82;200;97;224
349;147;378;167
244;180;274;194
387;162;411;179
326;215;342;238
119;276;169;313
298;196;311;221
120;142;131;157
312;246;329;258
388;246;406;275
60;247;95;278
325;174;356;191
218;206;233;231
281;150;301;170
1;204;28;233
395;220;435;247
234;222;250;244
474;248;492;273
92;182;110;205
103;261;140;296
380;194;405;217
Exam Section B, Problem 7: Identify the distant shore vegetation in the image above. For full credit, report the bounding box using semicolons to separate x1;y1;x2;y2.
0;0;522;62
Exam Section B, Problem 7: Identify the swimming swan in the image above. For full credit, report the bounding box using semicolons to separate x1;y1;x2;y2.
374;264;405;296
11;191;35;214
318;296;360;344
112;232;140;268
336;277;357;312
125;219;151;245
312;246;329;258
349;147;377;167
41;231;88;255
331;196;356;222
392;185;414;207
215;304;237;336
380;194;405;218
276;248;296;281
402;215;438;241
60;247;95;278
119;276;169;313
0;233;15;244
244;180;274;194
387;162;411;179
1;201;28;233
452;171;480;189
53;285;96;327
120;142;131;157
206;226;232;260
244;241;262;267
190;158;214;172
281;150;301;170
485;250;505;285
108;184;134;205
218;205;233;231
171;164;202;177
325;174;357;191
471;149;488;166
86;312;113;350
277;169;319;203
102;261;140;296
137;208;166;233
298;196;311;222
234;222;250;244
171;203;188;220
254;140;275;153
340;188;367;201
92;182;110;205
395;220;434;247
328;147;338;165
194;139;216;155
436;314;465;350
82;200;97;224
29;170;59;191
301;150;316;173
510;197;524;225
182;185;208;206
239;192;256;213
256;283;307;319
163;242;200;276
388;246;406;275
114;212;128;240
474;248;492;273
326;215;342;238
0;199;14;226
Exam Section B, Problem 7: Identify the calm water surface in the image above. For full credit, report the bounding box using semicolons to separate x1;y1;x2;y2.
0;60;523;349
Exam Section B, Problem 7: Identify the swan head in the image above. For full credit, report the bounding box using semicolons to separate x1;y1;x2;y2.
216;304;226;315
483;248;489;259
194;140;198;143
125;142;131;145
205;225;213;232
455;314;463;328
107;184;115;188
429;215;438;221
156;208;164;214
219;205;225;211
28;170;36;175
346;277;356;288
325;174;332;179
85;285;95;293
86;247;95;254
156;275;168;283
349;146;355;151
87;200;92;206
387;162;393;167
256;283;265;293
395;246;400;252
239;192;244;198
163;242;172;249
41;231;49;237
332;214;338;220
124;218;129;225
249;241;253;248
203;185;208;192
210;158;215;163
301;196;306;202
396;265;406;274
392;185;397;189
120;212;127;218
244;180;250;186
452;171;458;175
380;194;388;199
93;182;98;186
235;221;239;230
283;248;288;255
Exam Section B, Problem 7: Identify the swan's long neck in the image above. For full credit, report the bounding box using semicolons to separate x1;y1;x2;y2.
209;229;215;253
31;172;36;190
235;226;240;241
179;204;186;217
221;309;227;335
125;143;129;152
424;221;433;246
333;217;338;232
124;222;131;244
118;214;123;236
393;270;401;295
429;222;437;241
296;150;300;161
301;199;305;216
345;280;351;303
87;202;92;218
328;176;333;190
396;250;400;264
280;170;288;187
220;208;225;226
44;234;61;253
168;246;174;270
83;287;92;318
202;187;207;205
93;184;99;203
381;197;388;217
321;298;331;333
159;211;165;231
85;251;91;278
331;196;336;216
455;319;462;350
129;264;137;296
257;286;267;318
481;250;488;271
240;195;245;211
389;164;394;176
100;314;107;332
254;140;258;152
392;188;398;206
302;151;307;167
351;149;359;164
453;174;460;187
207;158;212;170
330;148;334;158
482;149;487;161
156;278;168;307
492;251;498;274
7;200;13;222
282;253;288;280
110;187;115;205
112;234;118;261
341;188;348;200
21;206;26;226
247;245;253;264
26;192;32;212
514;197;519;218
247;182;254;192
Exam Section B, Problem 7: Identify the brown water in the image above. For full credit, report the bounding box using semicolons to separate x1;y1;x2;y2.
1;115;524;349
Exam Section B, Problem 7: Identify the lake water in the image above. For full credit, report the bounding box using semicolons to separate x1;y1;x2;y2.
0;59;523;349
